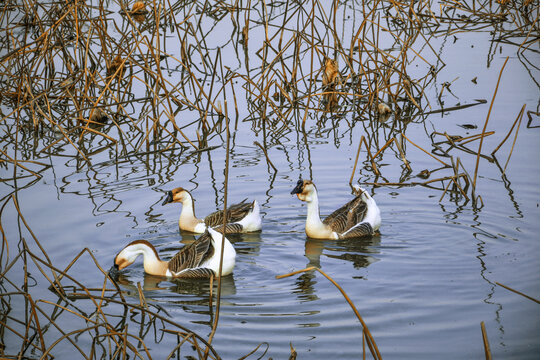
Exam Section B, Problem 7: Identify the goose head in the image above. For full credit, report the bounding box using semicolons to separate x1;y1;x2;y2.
114;240;158;270
291;179;317;203
162;187;191;206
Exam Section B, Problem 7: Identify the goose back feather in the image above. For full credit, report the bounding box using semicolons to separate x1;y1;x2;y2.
167;231;214;275
204;200;251;227
322;195;367;234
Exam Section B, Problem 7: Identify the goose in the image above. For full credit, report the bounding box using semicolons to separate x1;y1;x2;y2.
291;179;381;240
162;187;262;234
112;227;236;278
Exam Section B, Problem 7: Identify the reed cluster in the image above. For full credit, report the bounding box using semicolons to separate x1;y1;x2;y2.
1;0;537;204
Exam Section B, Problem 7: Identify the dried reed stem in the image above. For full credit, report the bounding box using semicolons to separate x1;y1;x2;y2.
473;56;509;188
277;267;381;359
206;113;231;352
481;321;492;360
495;282;540;304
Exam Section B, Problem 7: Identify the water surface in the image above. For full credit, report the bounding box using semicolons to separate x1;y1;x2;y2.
1;0;539;358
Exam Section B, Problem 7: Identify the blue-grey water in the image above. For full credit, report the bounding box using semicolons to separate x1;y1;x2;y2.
1;0;539;359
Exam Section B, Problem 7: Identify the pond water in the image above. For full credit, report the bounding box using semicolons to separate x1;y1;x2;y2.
1;0;539;359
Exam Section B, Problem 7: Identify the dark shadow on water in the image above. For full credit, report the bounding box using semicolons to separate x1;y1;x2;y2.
304;235;381;270
114;271;237;299
293;235;381;302
170;275;237;298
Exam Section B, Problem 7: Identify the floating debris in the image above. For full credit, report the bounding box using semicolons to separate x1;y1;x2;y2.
88;108;108;125
322;58;340;87
107;55;126;81
458;124;478;129
322;58;340;111
131;1;148;23
377;102;392;116
417;169;430;179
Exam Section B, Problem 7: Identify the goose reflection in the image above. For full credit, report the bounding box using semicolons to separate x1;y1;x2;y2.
293;235;381;302
321;236;381;269
305;236;380;269
112;268;237;298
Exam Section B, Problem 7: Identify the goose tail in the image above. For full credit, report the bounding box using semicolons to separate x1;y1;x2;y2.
236;200;262;232
361;190;381;232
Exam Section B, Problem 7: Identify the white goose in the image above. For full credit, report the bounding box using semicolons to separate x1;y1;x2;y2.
291;179;381;240
162;187;262;234
112;227;236;278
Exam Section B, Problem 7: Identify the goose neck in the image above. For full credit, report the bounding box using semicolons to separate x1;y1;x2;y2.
138;245;168;276
179;193;199;222
305;192;324;228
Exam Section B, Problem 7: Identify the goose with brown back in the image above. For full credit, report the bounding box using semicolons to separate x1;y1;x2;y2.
162;187;262;234
291;178;381;240
112;227;236;278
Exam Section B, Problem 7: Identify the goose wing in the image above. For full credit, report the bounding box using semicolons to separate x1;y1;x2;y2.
174;267;216;278
212;223;244;234
204;200;252;227
323;195;367;234
168;232;214;275
338;222;373;239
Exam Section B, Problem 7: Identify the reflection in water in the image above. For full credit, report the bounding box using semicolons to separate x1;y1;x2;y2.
324;236;382;270
294;236;381;302
473;231;505;346
114;272;237;330
492;155;524;219
439;202;509;344
294;271;319;302
59;160;151;227
114;270;237;301
305;236;381;271
170;275;237;298
178;231;198;244
227;232;263;256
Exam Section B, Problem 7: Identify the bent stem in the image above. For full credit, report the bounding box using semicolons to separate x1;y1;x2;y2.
277;266;381;360
206;110;231;356
473;56;509;188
